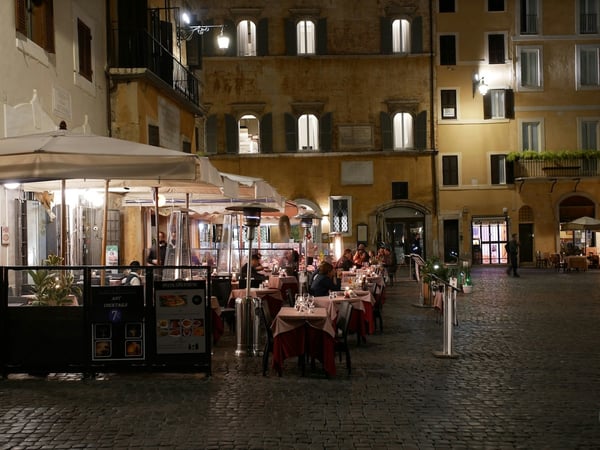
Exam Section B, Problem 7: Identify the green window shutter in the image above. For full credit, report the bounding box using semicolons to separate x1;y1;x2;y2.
380;17;392;54
320;112;333;152
260;113;273;153
316;18;327;55
225;114;238;154
483;93;492;120
257;18;269;56
224;19;237;57
206;115;217;153
285;19;297;55
380;112;393;150
285;113;298;153
505;89;515;119
411;16;422;54
415;111;427;149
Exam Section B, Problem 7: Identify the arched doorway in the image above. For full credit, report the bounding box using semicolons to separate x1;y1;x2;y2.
559;195;596;255
374;201;431;264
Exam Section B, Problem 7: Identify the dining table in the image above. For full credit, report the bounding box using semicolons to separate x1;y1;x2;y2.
210;296;224;344
268;274;299;298
313;290;375;337
229;288;285;316
271;306;336;376
565;255;588;271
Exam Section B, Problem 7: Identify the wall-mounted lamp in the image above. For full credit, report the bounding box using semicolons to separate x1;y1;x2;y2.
472;74;488;97
179;12;229;48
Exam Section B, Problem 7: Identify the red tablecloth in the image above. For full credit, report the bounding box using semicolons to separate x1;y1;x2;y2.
229;288;284;316
313;291;375;337
271;307;336;376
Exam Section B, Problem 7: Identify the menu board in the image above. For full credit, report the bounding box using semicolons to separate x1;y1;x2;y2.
155;281;207;355
90;286;145;361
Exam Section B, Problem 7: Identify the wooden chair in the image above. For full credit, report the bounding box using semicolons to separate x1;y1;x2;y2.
334;301;353;375
211;275;235;332
372;283;384;333
255;301;278;376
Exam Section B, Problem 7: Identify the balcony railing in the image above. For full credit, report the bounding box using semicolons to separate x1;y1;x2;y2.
513;158;599;178
110;27;199;105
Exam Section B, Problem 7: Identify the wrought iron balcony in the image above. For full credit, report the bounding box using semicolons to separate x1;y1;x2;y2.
513;158;599;179
109;27;199;106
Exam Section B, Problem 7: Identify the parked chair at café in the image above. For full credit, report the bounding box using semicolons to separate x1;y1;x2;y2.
255;301;278;376
285;288;295;307
212;275;235;333
372;283;384;333
334;301;353;375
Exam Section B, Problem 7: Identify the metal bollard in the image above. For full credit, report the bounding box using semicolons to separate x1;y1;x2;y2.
235;296;255;357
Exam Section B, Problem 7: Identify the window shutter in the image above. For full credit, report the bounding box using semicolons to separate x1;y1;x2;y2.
44;0;55;53
411;16;423;54
202;19;216;57
15;0;27;35
380;17;392;54
224;19;236;57
316;18;327;55
206;115;218;153
260;113;273;153
320;112;332;152
483;92;492;119
506;160;515;183
491;155;501;184
415;111;427;149
380;112;393;150
439;35;456;65
505;89;515;119
285;19;297;55
186;34;202;69
284;113;298;152
257;18;269;56
225;114;238;154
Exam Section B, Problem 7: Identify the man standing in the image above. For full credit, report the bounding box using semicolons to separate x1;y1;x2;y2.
147;231;167;265
506;233;520;277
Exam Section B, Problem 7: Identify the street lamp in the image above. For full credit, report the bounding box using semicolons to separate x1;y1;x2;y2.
226;202;278;357
178;12;230;48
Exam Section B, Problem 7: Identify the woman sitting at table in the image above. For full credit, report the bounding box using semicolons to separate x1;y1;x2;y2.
309;262;341;296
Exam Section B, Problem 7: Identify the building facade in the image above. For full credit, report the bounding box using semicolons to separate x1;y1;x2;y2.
436;0;600;265
189;0;438;264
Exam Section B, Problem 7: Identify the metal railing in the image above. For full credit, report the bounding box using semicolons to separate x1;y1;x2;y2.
513;158;599;178
110;27;199;105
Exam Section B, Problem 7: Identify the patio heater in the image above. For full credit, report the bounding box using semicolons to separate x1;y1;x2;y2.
295;212;320;296
226;202;277;357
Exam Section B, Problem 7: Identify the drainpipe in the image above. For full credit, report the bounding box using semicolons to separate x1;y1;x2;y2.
429;0;439;220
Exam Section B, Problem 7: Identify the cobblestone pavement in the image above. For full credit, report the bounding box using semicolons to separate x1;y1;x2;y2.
1;266;600;449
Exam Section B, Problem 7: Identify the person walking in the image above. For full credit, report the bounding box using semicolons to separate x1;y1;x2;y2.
506;233;520;277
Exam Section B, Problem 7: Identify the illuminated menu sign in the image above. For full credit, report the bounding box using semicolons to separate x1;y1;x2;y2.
155;281;207;355
90;286;145;361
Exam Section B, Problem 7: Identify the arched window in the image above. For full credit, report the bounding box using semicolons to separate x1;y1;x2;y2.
392;19;410;54
238;115;260;154
237;20;256;56
393;112;413;149
298;114;319;151
297;20;315;55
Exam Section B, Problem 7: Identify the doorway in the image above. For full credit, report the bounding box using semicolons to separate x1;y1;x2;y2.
471;216;508;264
518;223;534;263
386;218;424;264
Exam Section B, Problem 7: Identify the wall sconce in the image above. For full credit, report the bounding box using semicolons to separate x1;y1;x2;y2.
179;12;229;48
472;74;488;97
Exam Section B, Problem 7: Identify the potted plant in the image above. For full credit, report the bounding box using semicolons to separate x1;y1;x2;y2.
460;261;473;293
27;254;82;306
420;257;449;305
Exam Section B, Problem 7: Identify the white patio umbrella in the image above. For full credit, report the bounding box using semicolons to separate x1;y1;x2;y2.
561;216;600;254
0;131;218;264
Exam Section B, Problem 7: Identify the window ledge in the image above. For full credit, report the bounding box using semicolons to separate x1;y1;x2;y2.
15;35;50;68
